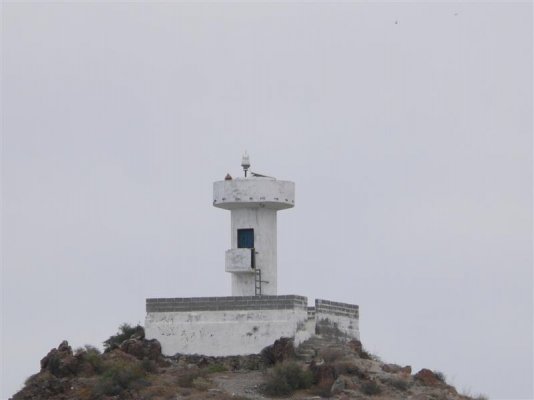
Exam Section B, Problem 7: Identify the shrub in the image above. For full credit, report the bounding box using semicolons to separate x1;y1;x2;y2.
360;381;382;396
320;348;344;363
311;380;333;398
103;323;144;352
83;344;101;354
139;384;177;400
359;349;373;360
263;361;313;397
434;370;446;383
460;389;489;400
177;369;206;388
76;345;104;374
389;378;409;391
141;357;158;373
47;357;61;376
24;372;53;387
206;363;228;373
192;376;211;391
333;361;364;378
93;378;122;397
358;348;381;362
24;373;40;386
92;360;146;396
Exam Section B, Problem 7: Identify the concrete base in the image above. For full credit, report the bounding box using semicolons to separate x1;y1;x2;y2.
145;295;359;357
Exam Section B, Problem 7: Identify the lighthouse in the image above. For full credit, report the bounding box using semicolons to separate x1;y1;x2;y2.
213;154;295;296
146;155;358;357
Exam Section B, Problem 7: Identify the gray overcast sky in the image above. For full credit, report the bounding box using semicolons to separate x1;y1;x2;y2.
1;2;532;399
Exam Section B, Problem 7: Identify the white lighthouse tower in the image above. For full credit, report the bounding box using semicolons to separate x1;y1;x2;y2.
146;156;359;357
213;154;295;296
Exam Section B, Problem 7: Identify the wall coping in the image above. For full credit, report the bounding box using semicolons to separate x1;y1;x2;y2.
145;295;359;316
146;295;308;313
315;298;359;318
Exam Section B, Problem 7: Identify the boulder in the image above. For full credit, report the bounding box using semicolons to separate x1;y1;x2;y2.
57;340;71;353
381;363;402;373
12;372;70;400
381;363;411;374
401;365;412;375
40;341;79;377
331;376;347;394
102;348;140;364
260;337;296;365
119;338;162;361
310;361;337;386
414;368;444;386
330;375;355;394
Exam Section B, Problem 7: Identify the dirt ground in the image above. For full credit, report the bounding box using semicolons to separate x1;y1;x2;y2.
212;371;267;399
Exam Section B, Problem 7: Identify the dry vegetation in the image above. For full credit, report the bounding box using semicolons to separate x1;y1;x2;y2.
13;324;489;400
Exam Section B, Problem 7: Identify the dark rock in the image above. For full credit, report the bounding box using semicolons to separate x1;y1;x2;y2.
57;340;71;353
260;337;296;365
119;338;162;361
347;339;363;354
197;357;209;368
130;330;145;340
103;348;141;364
331;376;347;394
310;361;337;386
172;352;265;371
12;372;70;400
414;368;443;386
381;363;402;373
331;375;354;395
400;365;412;375
39;341;78;377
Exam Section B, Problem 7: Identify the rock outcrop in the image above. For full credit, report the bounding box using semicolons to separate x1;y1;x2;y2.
40;340;78;378
119;337;162;361
12;327;485;400
260;337;296;365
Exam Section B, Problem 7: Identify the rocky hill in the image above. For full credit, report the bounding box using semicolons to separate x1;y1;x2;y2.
12;324;487;400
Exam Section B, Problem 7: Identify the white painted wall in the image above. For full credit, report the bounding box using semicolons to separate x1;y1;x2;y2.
231;208;277;295
213;177;295;296
225;248;254;273
213;178;295;210
315;311;360;341
145;308;309;356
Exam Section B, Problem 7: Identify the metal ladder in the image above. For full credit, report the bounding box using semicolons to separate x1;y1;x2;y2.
255;269;262;296
252;249;268;296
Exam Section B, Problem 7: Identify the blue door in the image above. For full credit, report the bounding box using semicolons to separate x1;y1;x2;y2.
237;229;254;248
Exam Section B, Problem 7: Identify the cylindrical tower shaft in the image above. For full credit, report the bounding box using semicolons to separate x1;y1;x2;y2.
213;158;294;297
230;208;277;295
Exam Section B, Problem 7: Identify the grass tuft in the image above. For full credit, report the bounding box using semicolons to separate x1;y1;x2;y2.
361;381;382;396
263;361;313;397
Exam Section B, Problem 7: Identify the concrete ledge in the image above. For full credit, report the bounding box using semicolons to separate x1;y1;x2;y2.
213;179;295;210
146;295;308;313
225;248;255;273
315;298;359;318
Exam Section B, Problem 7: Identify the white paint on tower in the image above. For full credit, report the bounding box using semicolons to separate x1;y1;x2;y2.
213;155;295;296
